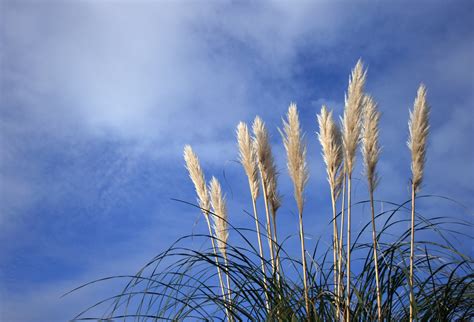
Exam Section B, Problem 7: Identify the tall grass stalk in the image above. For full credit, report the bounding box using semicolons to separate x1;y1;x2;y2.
341;60;367;320
282;103;310;317
253;117;277;277
408;84;430;321
330;191;339;315
361;95;382;320
345;176;353;321
410;182;416;321
338;174;346;321
236;122;270;311
183;146;230;318
209;177;233;320
268;158;282;283
261;176;276;274
317;105;343;318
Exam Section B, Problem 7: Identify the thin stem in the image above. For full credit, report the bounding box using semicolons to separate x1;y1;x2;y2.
251;197;270;312
338;175;346;322
260;178;276;276
260;173;282;317
410;183;416;321
223;254;233;322
271;209;283;314
204;214;230;320
298;209;310;318
272;211;282;283
331;187;340;318
369;189;382;321
346;175;352;322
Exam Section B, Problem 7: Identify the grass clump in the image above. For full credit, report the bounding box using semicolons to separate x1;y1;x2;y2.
69;61;473;322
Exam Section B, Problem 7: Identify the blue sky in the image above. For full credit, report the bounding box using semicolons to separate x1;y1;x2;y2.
1;1;473;320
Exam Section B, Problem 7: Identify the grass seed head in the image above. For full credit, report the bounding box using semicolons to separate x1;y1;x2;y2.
209;177;229;257
342;59;367;175
361;95;381;192
317;105;344;195
237;122;260;200
267;163;281;217
408;84;430;192
184;145;210;215
282;103;309;214
253;117;276;187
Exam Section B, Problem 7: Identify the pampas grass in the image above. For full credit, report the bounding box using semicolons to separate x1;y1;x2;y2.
209;177;229;258
282;104;309;215
252;116;278;277
209;176;232;312
317;105;343;318
317;106;344;197
342;60;366;174
184;145;211;214
282;103;310;316
73;62;472;322
183;146;228;313
341;59;367;321
361;95;382;321
237;122;260;201
237;122;269;310
408;84;430;321
408;84;429;193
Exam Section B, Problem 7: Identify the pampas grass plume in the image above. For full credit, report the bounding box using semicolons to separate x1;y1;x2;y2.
237;122;260;200
408;84;430;192
361;94;383;321
282;103;309;214
361;95;381;192
252;115;279;273
209;177;229;257
184;145;210;214
317;105;343;192
252;116;273;185
342;59;367;174
282;103;310;315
